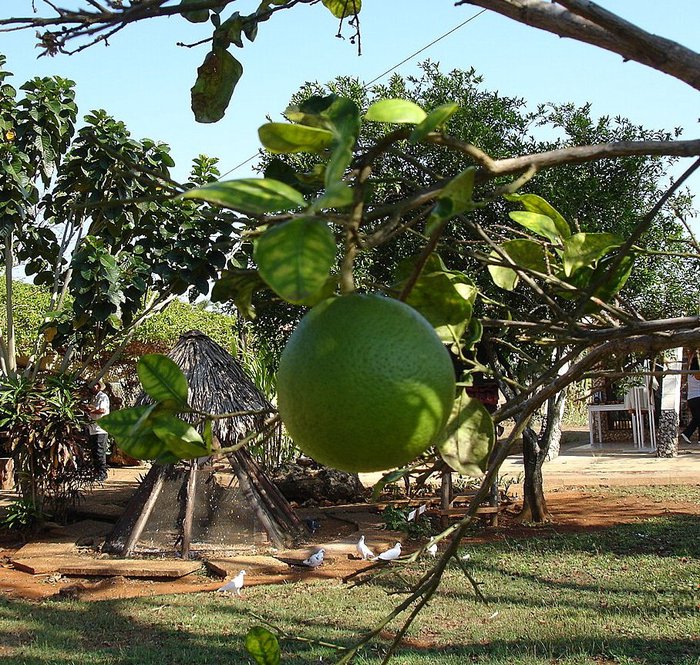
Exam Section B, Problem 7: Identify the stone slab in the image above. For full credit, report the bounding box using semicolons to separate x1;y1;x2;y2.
12;555;202;578
205;555;290;577
12;520;113;559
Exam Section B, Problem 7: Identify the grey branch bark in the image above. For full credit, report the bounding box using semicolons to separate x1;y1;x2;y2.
458;0;700;91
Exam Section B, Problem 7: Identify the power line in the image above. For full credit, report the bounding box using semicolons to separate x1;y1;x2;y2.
217;10;486;180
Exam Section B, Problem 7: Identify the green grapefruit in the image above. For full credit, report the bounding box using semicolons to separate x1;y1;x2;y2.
276;293;456;472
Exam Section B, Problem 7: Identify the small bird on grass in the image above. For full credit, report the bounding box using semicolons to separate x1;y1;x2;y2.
356;535;375;560
426;541;438;558
373;542;402;561
302;548;325;568
217;569;246;596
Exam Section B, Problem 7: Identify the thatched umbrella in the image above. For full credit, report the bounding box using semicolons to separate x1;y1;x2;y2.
104;331;307;557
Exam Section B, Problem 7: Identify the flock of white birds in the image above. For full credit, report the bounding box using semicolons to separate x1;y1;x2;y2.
217;535;443;597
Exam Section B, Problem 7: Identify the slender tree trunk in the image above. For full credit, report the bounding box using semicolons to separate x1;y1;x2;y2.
4;234;16;376
518;426;551;522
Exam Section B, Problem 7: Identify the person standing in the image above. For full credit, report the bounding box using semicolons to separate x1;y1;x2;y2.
88;382;110;481
680;350;700;444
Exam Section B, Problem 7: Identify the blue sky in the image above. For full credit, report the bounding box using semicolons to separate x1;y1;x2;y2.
3;1;699;218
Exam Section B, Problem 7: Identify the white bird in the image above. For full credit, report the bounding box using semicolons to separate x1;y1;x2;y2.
373;542;402;561
302;548;325;568
356;535;375;560
217;569;246;596
426;541;438;558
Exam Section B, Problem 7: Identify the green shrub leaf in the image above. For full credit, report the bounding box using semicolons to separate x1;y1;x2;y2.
508;211;563;245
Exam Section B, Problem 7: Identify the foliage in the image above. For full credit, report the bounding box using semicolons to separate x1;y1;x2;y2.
0;497;46;531
381;505;434;540
0;373;93;516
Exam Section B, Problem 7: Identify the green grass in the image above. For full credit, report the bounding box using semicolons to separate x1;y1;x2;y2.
0;513;698;664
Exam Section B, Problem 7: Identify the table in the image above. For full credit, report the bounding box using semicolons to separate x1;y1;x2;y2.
587;401;656;450
587;403;630;446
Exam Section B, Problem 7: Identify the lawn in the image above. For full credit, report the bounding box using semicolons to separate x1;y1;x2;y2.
0;492;698;665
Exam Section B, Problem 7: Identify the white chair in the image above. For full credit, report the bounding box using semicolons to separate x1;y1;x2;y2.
624;386;656;450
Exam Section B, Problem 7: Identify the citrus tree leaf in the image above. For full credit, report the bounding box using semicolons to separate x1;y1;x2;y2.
211;267;267;319
402;255;477;344
322;0;362;18
179;0;209;22
151;413;209;459
365;99;427;124
258;123;334;154
436;391;494;476
562;232;623;276
310;181;353;211
99;406;168;461
488;239;548;291
191;48;242;123
505;193;571;239
245;626;281;665
410;102;459;143
137;354;189;408
254;217;336;304
182;178;306;215
508;211;562;245
585;253;635;311
426;167;477;234
371;468;411;502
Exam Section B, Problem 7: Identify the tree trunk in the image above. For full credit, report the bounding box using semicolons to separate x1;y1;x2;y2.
518;426;551;522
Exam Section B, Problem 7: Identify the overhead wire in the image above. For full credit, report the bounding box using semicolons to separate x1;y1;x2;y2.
216;9;486;180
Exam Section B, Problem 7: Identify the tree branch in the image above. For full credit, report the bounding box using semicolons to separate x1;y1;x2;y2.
457;0;700;91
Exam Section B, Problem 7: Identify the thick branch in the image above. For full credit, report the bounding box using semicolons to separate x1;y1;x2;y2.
458;0;700;91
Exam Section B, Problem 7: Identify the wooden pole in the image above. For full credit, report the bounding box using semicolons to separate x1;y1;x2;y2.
119;465;167;557
440;467;452;530
180;461;199;560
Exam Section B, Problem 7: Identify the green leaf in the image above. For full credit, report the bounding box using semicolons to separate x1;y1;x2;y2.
99;406;167;461
211;267;267;319
487;239;548;291
426;167;477;234
561;232;623;277
508;211;562;245
371;468;410;502
504;193;571;239
258;123;334;154
365;99;427;125
245;627;281;665
400;254;477;344
254;218;336;304
322;0;362;19
182;178;306;215
309;181;353;211
436;391;494;476
410;102;459;143
191;48;242;123
151;413;209;459
137;354;189;408
179;0;209;22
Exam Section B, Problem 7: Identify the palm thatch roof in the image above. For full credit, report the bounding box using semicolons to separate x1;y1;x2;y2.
106;330;307;557
138;330;275;445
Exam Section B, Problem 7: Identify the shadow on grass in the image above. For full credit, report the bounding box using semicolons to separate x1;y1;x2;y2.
0;595;698;665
